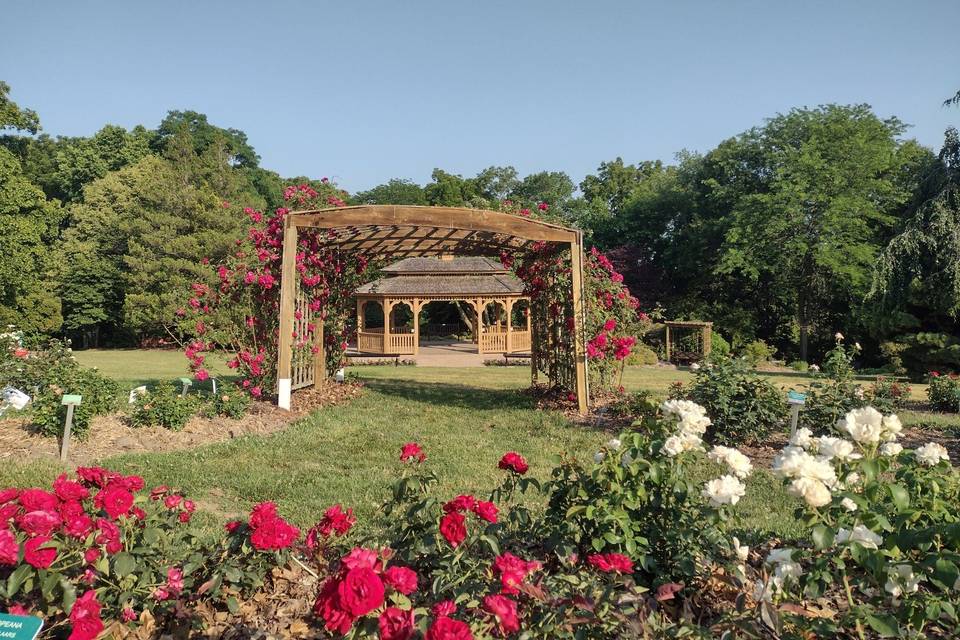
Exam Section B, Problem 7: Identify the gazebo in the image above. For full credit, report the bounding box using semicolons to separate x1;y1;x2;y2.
354;256;531;356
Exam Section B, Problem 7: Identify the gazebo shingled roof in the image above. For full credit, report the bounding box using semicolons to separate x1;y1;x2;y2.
357;257;524;296
382;256;508;274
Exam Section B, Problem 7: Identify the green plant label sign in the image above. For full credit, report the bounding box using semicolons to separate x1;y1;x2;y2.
60;394;82;406
0;614;42;640
787;390;807;405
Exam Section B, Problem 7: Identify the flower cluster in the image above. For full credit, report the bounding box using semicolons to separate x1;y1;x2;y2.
306;504;356;549
180;180;368;396
314;547;420;637
0;468;196;638
439;492;499;548
659;399;710;456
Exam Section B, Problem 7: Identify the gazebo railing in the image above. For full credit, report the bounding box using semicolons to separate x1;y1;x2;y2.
510;330;531;353
358;331;385;353
388;333;416;353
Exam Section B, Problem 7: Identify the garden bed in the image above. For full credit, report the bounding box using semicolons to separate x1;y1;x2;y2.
0;380;364;466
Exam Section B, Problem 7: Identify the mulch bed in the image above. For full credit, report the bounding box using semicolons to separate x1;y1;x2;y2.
0;381;364;467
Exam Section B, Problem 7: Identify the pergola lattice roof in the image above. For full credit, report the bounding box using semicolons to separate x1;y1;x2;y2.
287;205;578;258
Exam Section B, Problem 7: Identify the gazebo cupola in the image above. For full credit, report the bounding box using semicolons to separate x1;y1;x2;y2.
354;255;531;355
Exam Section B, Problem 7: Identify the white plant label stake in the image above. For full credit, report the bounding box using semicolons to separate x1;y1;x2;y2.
60;394;82;463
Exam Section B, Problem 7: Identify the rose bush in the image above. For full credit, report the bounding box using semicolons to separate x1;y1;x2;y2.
178;181;371;399
927;371;960;412
669;354;787;445
762;405;960;637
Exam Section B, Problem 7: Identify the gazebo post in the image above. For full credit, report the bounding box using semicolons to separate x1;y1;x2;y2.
505;299;513;353
412;298;421;355
570;235;589;415
384;299;392;353
277;220;298;410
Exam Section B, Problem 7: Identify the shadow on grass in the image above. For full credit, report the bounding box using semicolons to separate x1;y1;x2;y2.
362;377;533;411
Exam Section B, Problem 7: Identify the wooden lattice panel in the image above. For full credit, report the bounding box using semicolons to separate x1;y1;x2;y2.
291;284;315;390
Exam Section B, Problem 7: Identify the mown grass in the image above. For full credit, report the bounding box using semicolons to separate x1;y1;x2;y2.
5;351;953;544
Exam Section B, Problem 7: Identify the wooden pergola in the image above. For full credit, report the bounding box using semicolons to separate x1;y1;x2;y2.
355;256;531;355
276;205;590;413
664;320;713;363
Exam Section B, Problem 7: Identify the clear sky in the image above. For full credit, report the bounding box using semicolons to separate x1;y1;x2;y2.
2;0;958;193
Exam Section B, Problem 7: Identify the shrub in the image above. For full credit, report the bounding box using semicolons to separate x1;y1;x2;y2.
623;342;658;365
926;372;960;412
672;355;787;445
545;402;742;585
203;390;252;419
0;469;202;636
801;339;867;432
741;339;776;367
605;388;660;424
867;375;912;413
2;339;123;439
789;360;809;372
767;406;960;637
129;382;201;430
711;331;731;356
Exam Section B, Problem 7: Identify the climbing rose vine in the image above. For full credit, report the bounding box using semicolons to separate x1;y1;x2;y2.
499;202;648;398
178;181;371;398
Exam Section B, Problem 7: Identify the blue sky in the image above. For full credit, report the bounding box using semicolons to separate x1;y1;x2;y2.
2;0;958;192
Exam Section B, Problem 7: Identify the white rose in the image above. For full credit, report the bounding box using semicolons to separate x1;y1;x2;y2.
885;564;921;598
880;442;903;457
835;332;844;341
732;536;749;562
809;364;820;373
788;477;832;507
753;579;775;602
816;436;861;461
662;436;685;457
774;560;803;582
593;451;606;464
789;427;814;448
915;442;950;466
838;407;884;444
845;472;861;487
766;548;795;565
881;414;903;440
620;452;634;468
834;524;883;549
607;438;622;450
690;362;701;372
702;475;746;507
708;445;753;478
841;497;858;512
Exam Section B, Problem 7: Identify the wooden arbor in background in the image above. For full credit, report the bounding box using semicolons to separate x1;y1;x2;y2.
276;205;590;413
664;320;713;364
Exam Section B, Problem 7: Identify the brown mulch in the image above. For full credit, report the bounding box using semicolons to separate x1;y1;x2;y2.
0;381;364;467
103;561;322;639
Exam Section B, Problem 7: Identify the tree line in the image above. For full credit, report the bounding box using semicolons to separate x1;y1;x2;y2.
2;80;958;372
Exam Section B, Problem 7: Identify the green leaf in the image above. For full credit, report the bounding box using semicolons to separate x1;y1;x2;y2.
113;552;137;577
811;525;833;550
865;613;900;637
6;564;32;599
226;596;240;614
889;484;909;511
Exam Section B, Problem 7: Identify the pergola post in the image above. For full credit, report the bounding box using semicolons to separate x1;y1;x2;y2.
313;311;325;388
277;220;298;410
384;299;393;353
570;234;589;414
665;324;672;363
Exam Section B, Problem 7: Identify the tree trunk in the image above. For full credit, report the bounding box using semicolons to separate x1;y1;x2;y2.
799;324;809;363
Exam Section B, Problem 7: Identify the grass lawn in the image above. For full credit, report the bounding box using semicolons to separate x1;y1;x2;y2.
4;350;953;543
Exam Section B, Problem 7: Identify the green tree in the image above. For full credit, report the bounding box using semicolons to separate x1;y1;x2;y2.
353;178;427;205
715;105;918;360
154;110;259;168
0;81;39;134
